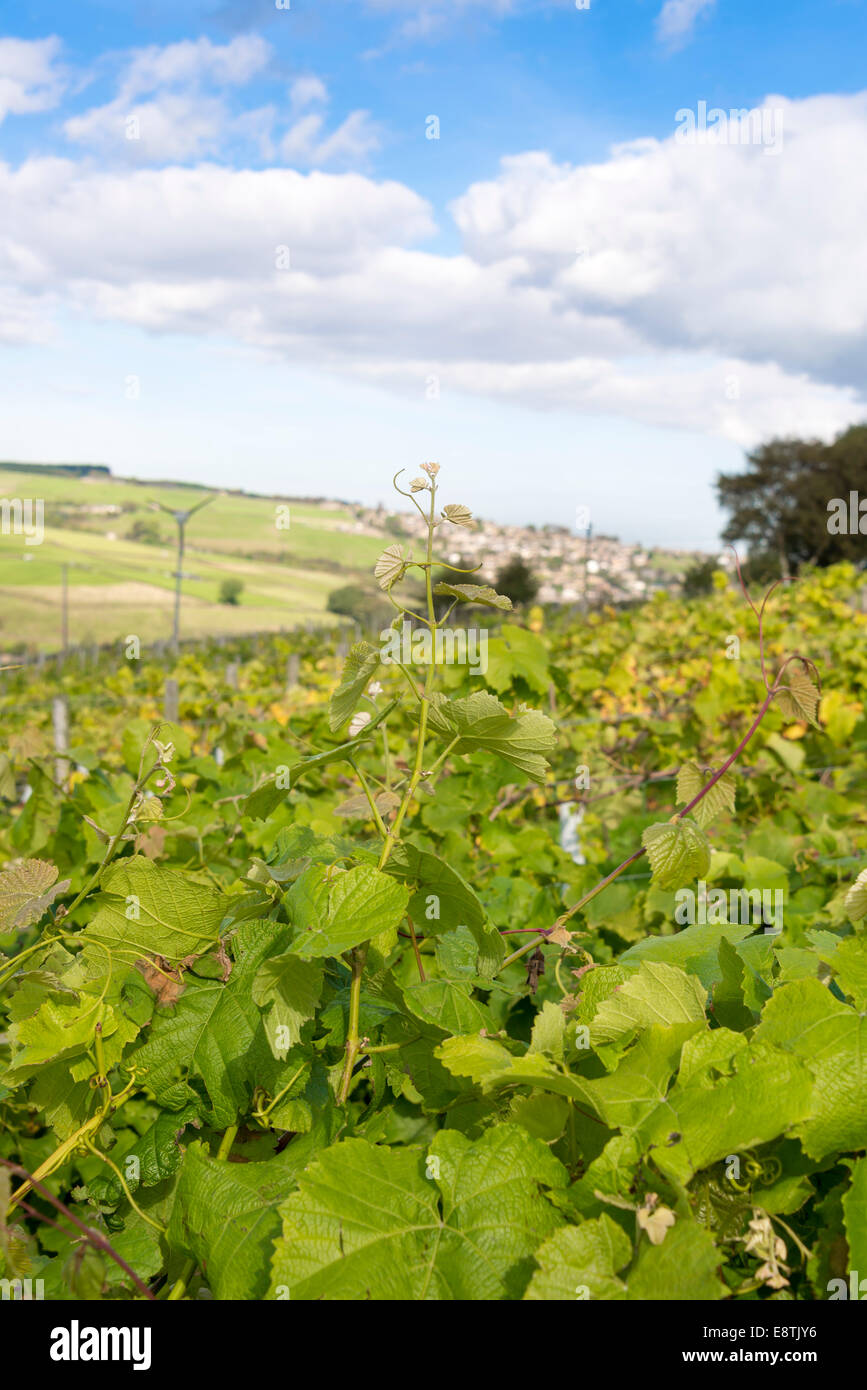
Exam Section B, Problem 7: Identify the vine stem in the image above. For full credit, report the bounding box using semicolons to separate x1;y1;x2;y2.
496;682;780;975
337;944;368;1104
426;736;460;784
62;759;160;920
406;915;426;982
351;759;388;839
0;1157;155;1300
7;1071;136;1213
337;475;439;1104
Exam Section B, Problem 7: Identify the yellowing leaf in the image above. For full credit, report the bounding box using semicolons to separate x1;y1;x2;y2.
774;667;820;727
845;867;867;924
0;859;70;932
374;543;408;591
441;503;474;528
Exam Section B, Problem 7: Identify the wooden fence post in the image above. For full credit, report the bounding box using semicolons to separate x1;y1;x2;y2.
52;696;69;786
164;678;179;723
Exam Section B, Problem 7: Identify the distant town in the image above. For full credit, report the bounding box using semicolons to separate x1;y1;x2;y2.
339;501;721;606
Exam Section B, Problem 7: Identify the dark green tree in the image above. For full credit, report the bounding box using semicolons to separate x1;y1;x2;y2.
219;578;244;605
682;557;718;598
716;426;867;575
127;517;164;545
327;585;390;629
495;556;539;606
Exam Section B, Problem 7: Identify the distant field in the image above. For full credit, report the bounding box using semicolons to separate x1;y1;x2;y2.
0;466;387;650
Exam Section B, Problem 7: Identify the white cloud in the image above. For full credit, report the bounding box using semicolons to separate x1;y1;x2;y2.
62;35;272;162
61;36;375;168
290;75;328;110
280;109;381;166
0;159;434;284
4;87;867;445
0;36;66;124
116;35;271;102
656;0;716;47
450;94;867;384
360;0;518;47
65;94;228;162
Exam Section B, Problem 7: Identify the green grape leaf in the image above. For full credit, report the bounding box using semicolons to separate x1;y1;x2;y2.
529;1000;565;1061
626;1220;727;1300
0;858;70;932
524;1214;630;1300
590;961;707;1046
427;691;556;784
0;753;16;801
675;762;736;828
287;865;409;959
843;1157;867;1280
252;953;324;1056
569;1135;642;1218
386;844;505;975
90;1104;200;1206
400;976;494;1035
432;582;512;610
584;1024;700;1132
642;819;711;890
642;1041;813;1185
268;1126;566;1300
30;1062;95;1141
5;992;123;1083
328;641;380;732
169;1124;335;1300
484;625;550;696
131;922;285;1127
105;1210;164;1290
434;1033;524;1086
620;920;753;970
823;935;867;1009
81;858;224;966
755;978;867;1160
436;1034;602;1114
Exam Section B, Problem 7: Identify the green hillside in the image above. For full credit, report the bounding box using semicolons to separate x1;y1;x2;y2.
0;465;387;650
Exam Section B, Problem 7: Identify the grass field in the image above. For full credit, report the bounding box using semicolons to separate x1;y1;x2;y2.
0;465;388;650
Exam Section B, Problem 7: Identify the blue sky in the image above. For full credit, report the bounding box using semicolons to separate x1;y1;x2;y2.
1;0;866;547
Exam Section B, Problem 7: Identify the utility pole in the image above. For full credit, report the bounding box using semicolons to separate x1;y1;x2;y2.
582;522;593;614
151;494;216;649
